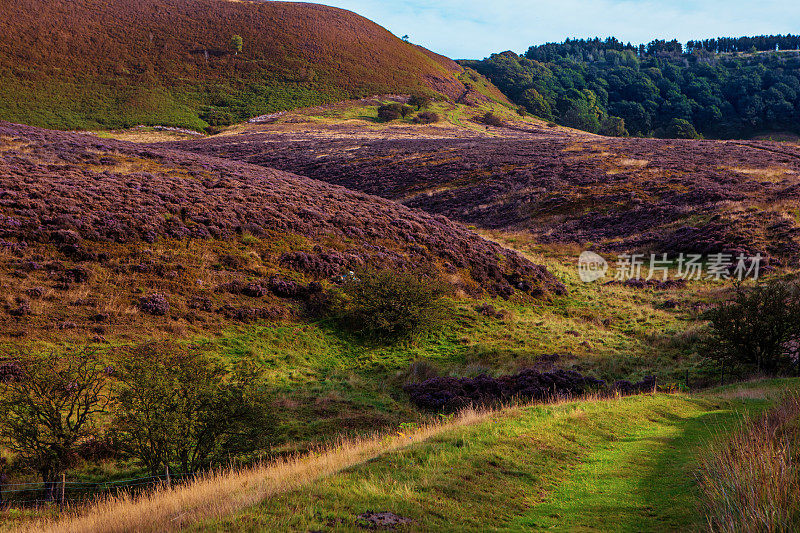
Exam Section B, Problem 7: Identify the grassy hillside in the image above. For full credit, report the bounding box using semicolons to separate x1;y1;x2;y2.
18;379;797;532
0;0;468;130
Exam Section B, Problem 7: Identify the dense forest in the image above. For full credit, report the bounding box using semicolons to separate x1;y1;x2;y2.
464;35;800;139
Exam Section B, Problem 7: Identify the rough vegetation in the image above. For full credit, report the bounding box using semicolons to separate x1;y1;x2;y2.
0;0;469;130
698;392;800;533
0;122;561;339
171;116;800;263
3;4;800;529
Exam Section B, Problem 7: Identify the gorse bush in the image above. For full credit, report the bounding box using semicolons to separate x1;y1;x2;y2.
332;270;453;343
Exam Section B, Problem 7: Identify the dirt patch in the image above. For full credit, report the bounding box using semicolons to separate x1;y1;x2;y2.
357;511;413;529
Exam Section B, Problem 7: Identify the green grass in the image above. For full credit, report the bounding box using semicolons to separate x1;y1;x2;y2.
196;380;793;532
175;242;722;447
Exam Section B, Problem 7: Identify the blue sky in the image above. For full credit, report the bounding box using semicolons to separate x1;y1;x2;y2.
298;0;800;59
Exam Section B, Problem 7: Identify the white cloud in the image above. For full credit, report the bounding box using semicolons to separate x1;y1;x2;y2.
284;0;800;58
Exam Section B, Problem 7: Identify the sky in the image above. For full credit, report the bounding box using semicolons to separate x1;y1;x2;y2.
295;0;800;59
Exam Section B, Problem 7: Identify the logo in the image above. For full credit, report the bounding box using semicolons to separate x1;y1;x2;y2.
578;251;608;283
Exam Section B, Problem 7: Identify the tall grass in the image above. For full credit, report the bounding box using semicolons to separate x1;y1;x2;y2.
697;394;800;533
13;407;496;533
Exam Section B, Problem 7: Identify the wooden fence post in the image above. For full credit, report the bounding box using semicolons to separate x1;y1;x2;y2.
60;472;66;506
165;465;171;488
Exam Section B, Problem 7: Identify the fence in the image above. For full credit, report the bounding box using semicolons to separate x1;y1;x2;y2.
0;470;196;509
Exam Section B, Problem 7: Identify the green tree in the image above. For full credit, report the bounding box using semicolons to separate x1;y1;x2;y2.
665;118;701;139
599;115;627;137
0;348;111;501
520;88;552;119
706;281;800;375
408;94;431;110
230;34;243;56
112;342;274;475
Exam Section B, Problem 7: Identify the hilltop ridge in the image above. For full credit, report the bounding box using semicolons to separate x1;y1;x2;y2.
0;0;473;130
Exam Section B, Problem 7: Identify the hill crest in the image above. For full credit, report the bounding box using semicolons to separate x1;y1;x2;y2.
0;0;469;130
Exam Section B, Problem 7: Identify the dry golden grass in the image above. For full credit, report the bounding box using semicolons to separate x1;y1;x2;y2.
90;130;204;143
723;165;798;183
15;407;498;533
697;393;800;532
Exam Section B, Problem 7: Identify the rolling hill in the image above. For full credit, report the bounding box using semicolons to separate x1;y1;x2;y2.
0;0;471;130
0;122;561;341
168;106;800;265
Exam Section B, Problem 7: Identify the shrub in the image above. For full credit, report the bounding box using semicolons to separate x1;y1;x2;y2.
332;270;453;343
138;293;170;316
705;281;800;375
480;111;504;127
408;94;431;110
112;342;274;475
412;111;439;124
377;103;403;122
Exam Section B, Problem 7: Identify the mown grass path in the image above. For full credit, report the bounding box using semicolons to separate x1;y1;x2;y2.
514;401;747;532
196;384;787;532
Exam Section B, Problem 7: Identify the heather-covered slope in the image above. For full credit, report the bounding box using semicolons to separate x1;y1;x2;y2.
0;122;561;340
0;0;468;130
170;115;800;264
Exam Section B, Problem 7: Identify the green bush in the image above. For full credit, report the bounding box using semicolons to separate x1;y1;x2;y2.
480;111;504;127
112;342;274;475
377;103;403;122
413;111;439;124
706;281;800;375
332;270;453;343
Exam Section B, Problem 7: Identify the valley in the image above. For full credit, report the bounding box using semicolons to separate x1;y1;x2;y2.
1;1;799;531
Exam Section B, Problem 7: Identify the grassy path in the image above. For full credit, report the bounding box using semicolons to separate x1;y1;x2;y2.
514;404;744;531
196;386;784;532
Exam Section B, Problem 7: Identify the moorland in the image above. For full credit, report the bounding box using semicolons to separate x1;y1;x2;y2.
0;1;799;532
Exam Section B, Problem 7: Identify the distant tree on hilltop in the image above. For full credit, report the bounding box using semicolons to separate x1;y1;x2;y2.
230;34;243;55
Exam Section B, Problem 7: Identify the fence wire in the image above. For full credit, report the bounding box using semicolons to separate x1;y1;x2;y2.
0;472;197;509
